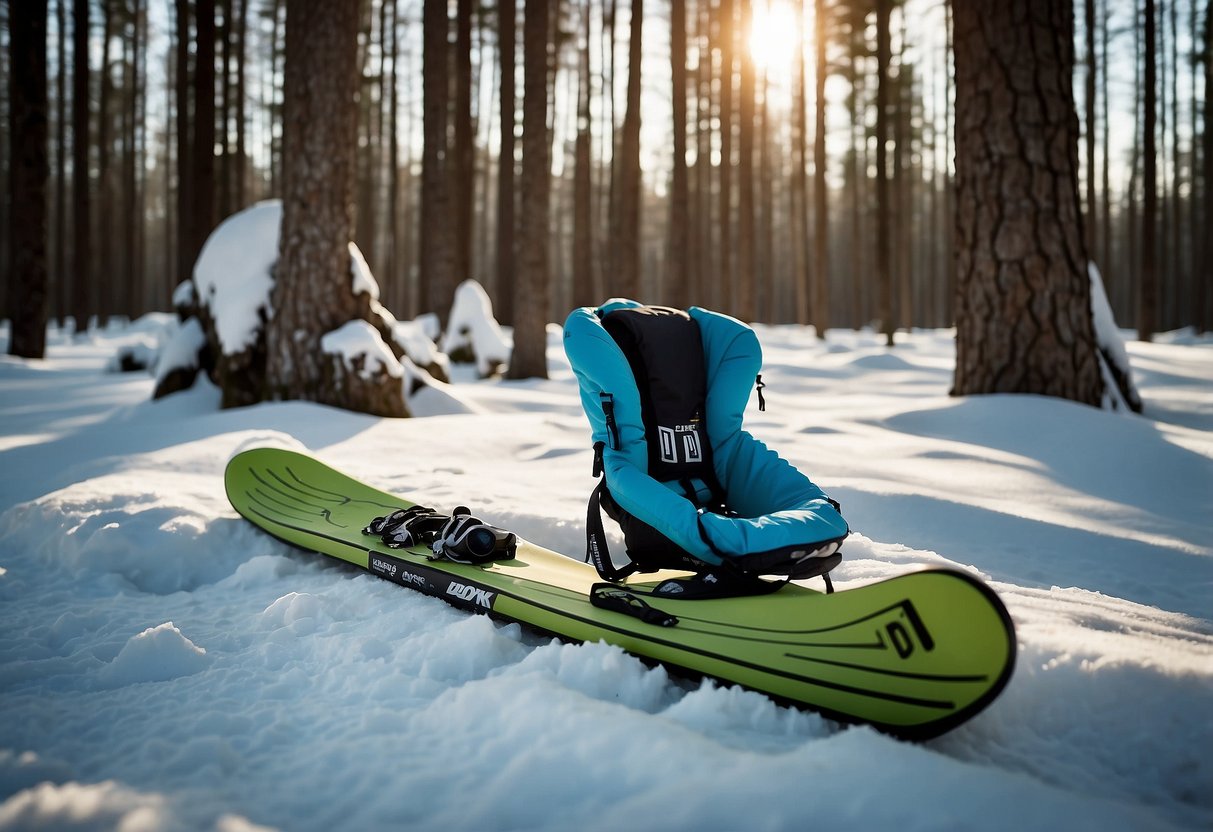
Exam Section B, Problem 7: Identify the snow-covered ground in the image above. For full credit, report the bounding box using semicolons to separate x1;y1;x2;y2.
0;316;1210;832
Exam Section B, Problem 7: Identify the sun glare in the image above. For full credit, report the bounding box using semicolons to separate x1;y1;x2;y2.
748;1;801;76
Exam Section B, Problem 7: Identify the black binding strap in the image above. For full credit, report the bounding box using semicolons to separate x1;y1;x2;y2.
585;479;639;582
590;584;679;627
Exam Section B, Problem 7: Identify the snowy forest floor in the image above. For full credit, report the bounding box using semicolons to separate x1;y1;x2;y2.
0;317;1210;832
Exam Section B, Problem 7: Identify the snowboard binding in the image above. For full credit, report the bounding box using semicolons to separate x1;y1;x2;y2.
363;505;517;565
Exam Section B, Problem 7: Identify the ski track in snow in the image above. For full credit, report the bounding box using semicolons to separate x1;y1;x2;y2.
0;317;1211;832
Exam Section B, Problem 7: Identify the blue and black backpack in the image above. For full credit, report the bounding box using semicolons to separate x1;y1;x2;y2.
564;301;849;599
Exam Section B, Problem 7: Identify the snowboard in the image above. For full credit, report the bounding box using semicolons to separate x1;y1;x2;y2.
225;447;1016;740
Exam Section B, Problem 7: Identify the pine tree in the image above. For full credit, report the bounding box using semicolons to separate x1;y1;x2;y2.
951;0;1107;406
508;0;551;379
265;0;406;416
8;0;50;358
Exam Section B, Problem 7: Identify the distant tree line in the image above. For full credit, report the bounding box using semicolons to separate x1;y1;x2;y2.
3;0;1209;402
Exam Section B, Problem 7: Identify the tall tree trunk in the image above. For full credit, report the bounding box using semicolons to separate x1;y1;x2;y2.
97;0;117;320
1169;0;1181;328
813;0;829;336
235;0;247;209
190;0;216;282
616;0;643;298
55;0;67;322
386;0;400;313
508;0;551;379
693;0;712;306
1141;0;1158;341
736;0;755;321
8;0;50;358
72;0;91;328
1100;0;1111;279
219;0;232;220
846;14;862;328
791;0;809;325
174;0;191;290
124;0;141;316
573;0;594;307
875;0;893;346
267;0;405;416
717;0;734;307
893;29;911;333
1200;0;1211;332
454;0;474;283
497;0;516;324
268;0;282;193
758;65;773;321
668;0;689;308
951;0;1106;407
1084;0;1096;254
421;0;455;320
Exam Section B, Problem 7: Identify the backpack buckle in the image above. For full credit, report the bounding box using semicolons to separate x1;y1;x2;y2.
592;441;605;478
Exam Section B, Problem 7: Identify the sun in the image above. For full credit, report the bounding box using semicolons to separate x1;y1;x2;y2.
748;0;801;75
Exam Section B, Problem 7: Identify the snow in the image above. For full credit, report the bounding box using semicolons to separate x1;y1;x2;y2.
1;318;1211;832
320;319;404;381
440;280;512;377
191;201;281;356
153;317;206;385
348;242;378;300
1090;262;1143;411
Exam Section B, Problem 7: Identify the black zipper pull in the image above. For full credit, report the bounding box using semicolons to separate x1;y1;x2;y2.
755;375;766;412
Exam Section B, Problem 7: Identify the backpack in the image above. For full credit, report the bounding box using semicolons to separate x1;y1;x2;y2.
563;301;848;598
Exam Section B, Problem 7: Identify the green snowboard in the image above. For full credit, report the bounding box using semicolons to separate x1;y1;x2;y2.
225;447;1016;739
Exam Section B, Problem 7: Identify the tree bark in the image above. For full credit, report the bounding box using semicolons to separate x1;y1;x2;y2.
736;0;755;321
55;0;67;322
97;0;114;320
190;0;216;281
266;0;405;416
717;0;734;307
1201;0;1211;332
497;0;517;324
454;0;475;283
8;0;50;358
71;0;91;327
508;0;551;379
875;0;893;346
1140;0;1157;341
616;0;643;298
813;0;829;336
668;0;689;309
1084;0;1096;254
421;0;455;320
573;0;594;308
951;0;1105;407
792;0;809;325
235;0;247;209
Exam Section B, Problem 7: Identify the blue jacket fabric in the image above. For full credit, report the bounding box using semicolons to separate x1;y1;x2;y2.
564;301;848;566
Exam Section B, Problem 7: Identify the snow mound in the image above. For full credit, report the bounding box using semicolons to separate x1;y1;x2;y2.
0;780;170;832
192;201;281;357
227;431;309;462
390;318;450;379
440;280;511;377
0;750;74;797
98;622;209;687
321;319;404;381
152;317;205;385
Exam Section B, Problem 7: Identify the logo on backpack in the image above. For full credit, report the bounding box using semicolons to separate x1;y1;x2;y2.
658;425;703;465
